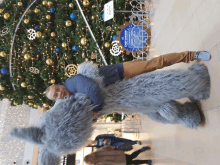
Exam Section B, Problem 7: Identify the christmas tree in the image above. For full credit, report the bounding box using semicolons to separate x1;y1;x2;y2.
0;0;149;109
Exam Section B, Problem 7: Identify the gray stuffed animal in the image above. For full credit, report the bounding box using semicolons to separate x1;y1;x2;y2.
11;62;210;165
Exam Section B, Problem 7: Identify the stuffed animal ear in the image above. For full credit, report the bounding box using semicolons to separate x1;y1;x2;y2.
10;126;44;145
38;147;61;165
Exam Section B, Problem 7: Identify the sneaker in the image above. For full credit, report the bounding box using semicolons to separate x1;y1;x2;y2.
148;160;152;165
141;146;151;151
136;141;142;145
194;51;211;61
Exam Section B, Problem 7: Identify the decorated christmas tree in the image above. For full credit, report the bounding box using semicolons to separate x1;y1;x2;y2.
0;0;150;109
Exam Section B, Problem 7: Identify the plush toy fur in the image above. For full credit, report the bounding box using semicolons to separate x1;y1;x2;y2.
11;62;210;165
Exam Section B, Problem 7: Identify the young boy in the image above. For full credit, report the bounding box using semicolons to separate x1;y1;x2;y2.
46;51;211;119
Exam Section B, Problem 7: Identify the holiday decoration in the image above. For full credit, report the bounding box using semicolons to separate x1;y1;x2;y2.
42;1;47;5
113;35;118;41
1;68;9;75
65;20;72;27
24;19;30;24
65;64;78;77
0;85;5;91
27;29;37;40
116;22;150;56
91;15;95;20
83;0;90;7
34;26;39;30
56;48;60;52
4;13;10;20
70;13;77;20
69;3;74;8
0;9;4;14
47;1;53;7
38;49;41;53
106;26;112;31
24;54;31;60
28;95;34;99
0;26;10;37
51;32;56;37
34;8;40;13
36;31;42;38
46;15;51;20
110;41;122;56
50;8;56;13
62;42;67;48
91;53;96;59
81;38;87;45
17;2;23;6
21;82;27;88
72;45;79;51
104;42;110;48
13;101;18;105
46;59;53;65
50;79;55;84
0;51;6;57
29;67;40;74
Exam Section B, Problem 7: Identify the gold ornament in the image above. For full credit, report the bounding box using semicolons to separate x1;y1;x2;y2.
91;15;95;20
50;79;55;84
81;38;87;45
43;103;48;107
28;102;33;106
17;2;23;6
0;51;6;57
104;42;110;48
21;82;27;88
0;9;4;14
28;95;34;99
92;5;96;8
42;0;47;5
0;85;5;91
36;31;42;38
83;0;90;7
24;53;31;60
13;101;18;105
49;106;53;109
62;42;67;48
91;53;96;59
34;8;40;13
65;20;72;27
47;1;53;6
85;58;89;61
65;64;78;77
46;58;53;65
69;3;74;8
33;104;38;108
46;15;51;20
24;19;30;24
51;32;56;37
4;13;10;20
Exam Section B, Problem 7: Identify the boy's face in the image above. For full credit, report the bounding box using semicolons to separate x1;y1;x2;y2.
47;85;70;101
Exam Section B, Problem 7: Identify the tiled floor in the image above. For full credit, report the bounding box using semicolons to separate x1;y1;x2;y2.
124;0;220;164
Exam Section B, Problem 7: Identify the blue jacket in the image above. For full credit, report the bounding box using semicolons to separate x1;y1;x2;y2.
64;63;124;112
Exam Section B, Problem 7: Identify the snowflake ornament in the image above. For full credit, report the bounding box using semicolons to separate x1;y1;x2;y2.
27;29;37;40
0;26;10;37
110;41;123;56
